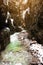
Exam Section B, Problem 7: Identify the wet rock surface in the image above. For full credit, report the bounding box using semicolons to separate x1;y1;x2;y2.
1;51;32;65
29;11;43;45
0;1;43;65
0;31;32;65
0;30;43;65
0;27;10;52
0;4;22;52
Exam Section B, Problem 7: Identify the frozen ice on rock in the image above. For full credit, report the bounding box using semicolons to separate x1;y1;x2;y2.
15;63;22;65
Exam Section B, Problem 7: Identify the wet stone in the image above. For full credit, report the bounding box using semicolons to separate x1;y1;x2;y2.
0;27;10;51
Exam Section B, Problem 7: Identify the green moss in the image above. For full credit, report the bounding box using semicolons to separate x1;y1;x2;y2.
5;41;22;52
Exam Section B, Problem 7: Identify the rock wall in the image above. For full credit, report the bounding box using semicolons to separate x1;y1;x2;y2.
0;0;3;5
29;0;43;25
1;0;43;29
8;0;43;29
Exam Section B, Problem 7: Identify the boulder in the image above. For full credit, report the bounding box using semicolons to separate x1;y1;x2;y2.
0;28;10;51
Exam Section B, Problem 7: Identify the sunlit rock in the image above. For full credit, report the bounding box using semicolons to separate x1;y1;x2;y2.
21;7;30;19
22;0;28;5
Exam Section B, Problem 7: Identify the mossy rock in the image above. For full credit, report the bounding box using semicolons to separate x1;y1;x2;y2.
5;41;22;52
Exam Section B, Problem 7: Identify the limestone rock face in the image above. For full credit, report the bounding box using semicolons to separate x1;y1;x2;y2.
29;11;43;45
1;0;43;45
7;0;43;28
